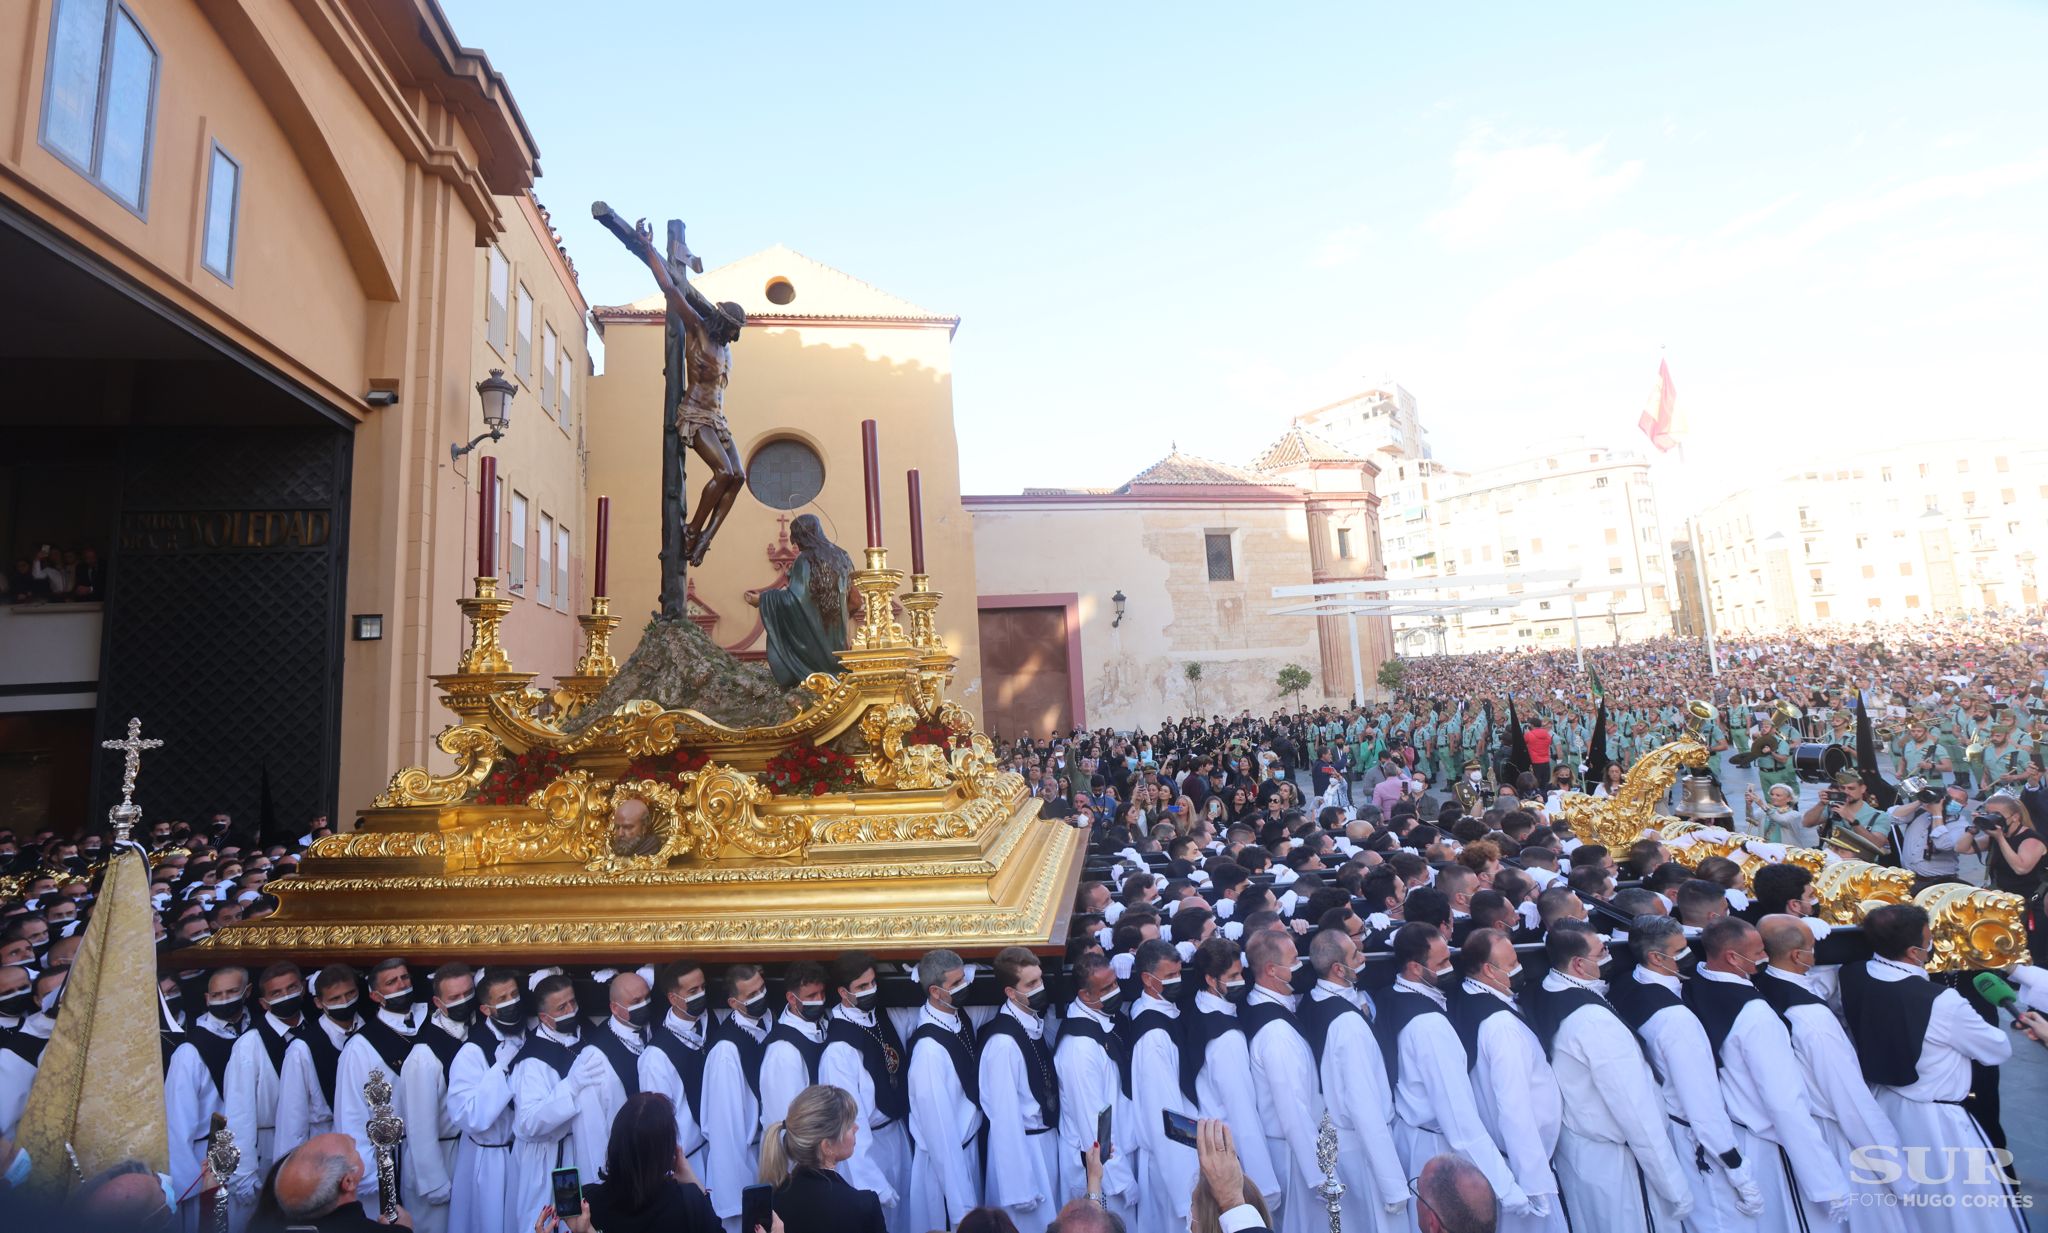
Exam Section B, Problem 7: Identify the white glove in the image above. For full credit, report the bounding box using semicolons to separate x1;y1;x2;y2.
1382;1198;1407;1215
422;1181;452;1206
571;1047;609;1089
1528;1193;1552;1219
1827;1196;1851;1222
230;1168;261;1199
1725;1161;1764;1217
1502;1189;1535;1218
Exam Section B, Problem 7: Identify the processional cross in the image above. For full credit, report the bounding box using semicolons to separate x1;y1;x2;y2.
100;716;163;844
591;202;748;621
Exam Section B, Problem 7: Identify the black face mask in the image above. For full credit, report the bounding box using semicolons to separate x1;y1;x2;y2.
796;999;829;1024
0;992;35;1018
852;988;880;1015
163;994;184;1022
380;989;415;1018
625;1000;655;1030
1023;985;1051;1014
324;998;359;1025
207;998;243;1025
1158;977;1183;1002
681;991;709;1020
265;994;306;1023
442;993;478;1025
490;1002;526;1031
741;991;770;1021
1096;990;1123;1018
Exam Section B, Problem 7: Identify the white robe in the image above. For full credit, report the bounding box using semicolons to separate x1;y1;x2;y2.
445;1025;522;1233
393;1018;472;1233
165;1013;241;1233
1541;973;1691;1233
0;1013;52;1139
274;1015;351;1161
1861;959;2025;1233
1191;990;1283;1205
1459;981;1564;1233
1629;968;1751;1233
1051;1002;1137;1226
507;1026;608;1229
905;1004;984;1232
638;1010;711;1183
1126;993;1197;1233
1696;969;1847;1233
1245;986;1328;1233
703;1010;773;1231
977;1003;1060;1233
1763;968;1910;1233
820;1006;914;1233
759;1011;828;1133
1386;977;1528;1226
332;1010;431;1223
1309;984;1407;1233
222;1013;300;1232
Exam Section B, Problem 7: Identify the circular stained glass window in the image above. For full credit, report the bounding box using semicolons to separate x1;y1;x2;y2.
747;438;825;510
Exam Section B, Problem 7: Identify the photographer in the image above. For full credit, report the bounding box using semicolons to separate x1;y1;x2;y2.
1873;778;1969;893
1956;793;2045;958
1800;772;1889;861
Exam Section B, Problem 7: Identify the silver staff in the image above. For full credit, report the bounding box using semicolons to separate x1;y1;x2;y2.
364;1067;405;1223
1316;1111;1345;1232
206;1114;239;1233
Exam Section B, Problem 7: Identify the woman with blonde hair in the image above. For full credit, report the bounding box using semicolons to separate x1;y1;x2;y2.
759;1083;885;1233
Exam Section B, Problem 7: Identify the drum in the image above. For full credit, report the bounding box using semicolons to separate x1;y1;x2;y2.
1793;741;1851;784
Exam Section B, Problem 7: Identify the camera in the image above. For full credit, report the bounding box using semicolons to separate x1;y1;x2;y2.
1820;787;1847;807
1900;775;1942;805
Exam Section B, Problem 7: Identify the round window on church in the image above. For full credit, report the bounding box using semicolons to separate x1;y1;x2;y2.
764;277;796;305
747;437;826;510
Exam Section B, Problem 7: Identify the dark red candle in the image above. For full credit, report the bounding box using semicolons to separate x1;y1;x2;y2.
907;469;925;574
594;495;611;597
478;455;497;579
861;419;884;548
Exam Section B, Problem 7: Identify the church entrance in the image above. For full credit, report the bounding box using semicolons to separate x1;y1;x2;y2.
0;205;353;840
977;598;1080;743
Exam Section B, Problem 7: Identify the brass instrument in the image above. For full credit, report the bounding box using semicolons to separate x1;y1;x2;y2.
1824;821;1889;863
1729;700;1801;768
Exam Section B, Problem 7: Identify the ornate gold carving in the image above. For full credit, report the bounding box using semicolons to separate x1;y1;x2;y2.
1559;734;1708;852
1920;881;2031;973
475;770;606;868
848;547;909;650
694;764;798;857
374;726;500;808
309;830;448;860
901;574;944;651
457;578;515;674
859;702;954;791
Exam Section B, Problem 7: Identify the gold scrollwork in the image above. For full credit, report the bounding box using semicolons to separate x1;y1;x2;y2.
1920;882;2031;972
373;726;501;808
309;831;447;860
476;770;608;868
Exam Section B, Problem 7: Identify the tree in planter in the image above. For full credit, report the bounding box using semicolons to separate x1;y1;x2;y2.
1183;661;1205;716
1376;656;1407;693
1276;663;1313;711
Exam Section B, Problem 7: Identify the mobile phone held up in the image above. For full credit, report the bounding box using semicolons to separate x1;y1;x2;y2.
1163;1108;1199;1149
550;1166;581;1217
742;1182;775;1232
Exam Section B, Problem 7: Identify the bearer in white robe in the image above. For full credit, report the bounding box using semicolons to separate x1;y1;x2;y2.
223;962;309;1232
0;995;49;1140
703;963;775;1233
333;958;429;1223
639;960;712;1185
1302;928;1408;1233
1241;928;1330;1233
820;953;913;1233
1380;924;1532;1226
507;974;608;1228
1052;955;1138;1225
1124;940;1196;1232
1837;903;2025;1233
391;963;481;1233
1759;917;1913;1233
167;967;247;1233
1448;929;1562;1233
759;961;831;1132
905;949;984;1233
1689;919;1850;1233
445;969;525;1233
1187;939;1283;1211
1616;917;1763;1232
274;964;358;1160
1537;921;1692;1233
977;947;1062;1233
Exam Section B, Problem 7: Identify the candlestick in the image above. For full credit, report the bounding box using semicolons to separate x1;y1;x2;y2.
907;468;925;575
477;456;497;579
594;495;610;597
861;419;883;548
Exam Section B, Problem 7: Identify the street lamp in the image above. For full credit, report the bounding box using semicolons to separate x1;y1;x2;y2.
452;368;517;462
1111;590;1127;628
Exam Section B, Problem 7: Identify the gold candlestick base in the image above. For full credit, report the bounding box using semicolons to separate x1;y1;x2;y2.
849;547;908;650
436;577;535;721
554;596;623;716
901;573;944;651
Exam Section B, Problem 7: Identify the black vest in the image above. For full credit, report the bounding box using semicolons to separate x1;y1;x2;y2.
415;1021;472;1081
1;1029;47;1067
707;1016;770;1101
1181;1007;1242;1107
1448;985;1524;1073
1055;1015;1129;1102
1372;988;1453;1085
354;1013;418;1077
511;1024;589;1079
907;1017;979;1105
160;1030;184;1073
1838;961;1942;1087
1756;971;1829;1019
1610;974;1684;1035
249;1012;300;1076
1683;976;1766;1068
184;1026;239;1096
979;1013;1059;1123
1238;995;1298;1047
1114;1008;1178;1099
1296;990;1365;1068
649;1024;709;1124
764;1021;828;1090
587;1024;645;1097
826;1014;908;1123
1525;982;1660;1082
303;1021;350;1104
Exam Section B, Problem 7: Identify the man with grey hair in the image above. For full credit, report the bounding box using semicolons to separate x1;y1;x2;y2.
905;948;984;1232
267;1132;404;1229
1416;1152;1498;1233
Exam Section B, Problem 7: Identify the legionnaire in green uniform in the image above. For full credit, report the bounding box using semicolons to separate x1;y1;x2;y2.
1890;716;1948;782
1752;716;1798;797
1435;711;1461;786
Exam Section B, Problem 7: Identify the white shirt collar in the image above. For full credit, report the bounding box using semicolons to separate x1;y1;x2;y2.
1194;990;1238;1017
1697;966;1753;987
265;1010;304;1038
1133;992;1180;1019
1312;980;1363;1009
607;1016;646;1054
1634;965;1681;993
377;1007;416;1035
538;1020;580;1046
1069;1000;1113;1029
662;1008;705;1045
785;1011;828;1042
1393;975;1447;1009
1763;965;1824;996
431;1012;468;1040
21;1013;55;1040
1248;983;1298;1013
734;1010;773;1042
1002;1000;1045;1039
1461;977;1516;1006
830;1003;875;1029
921;1002;962;1033
319;1015;354;1045
1871;955;1927;982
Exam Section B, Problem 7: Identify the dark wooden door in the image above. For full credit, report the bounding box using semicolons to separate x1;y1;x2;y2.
978;606;1071;742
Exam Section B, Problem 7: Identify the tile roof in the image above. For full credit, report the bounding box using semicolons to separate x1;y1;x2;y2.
1250;425;1367;472
1118;449;1274;491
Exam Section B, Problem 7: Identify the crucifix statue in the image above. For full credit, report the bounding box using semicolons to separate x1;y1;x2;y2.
593;202;748;619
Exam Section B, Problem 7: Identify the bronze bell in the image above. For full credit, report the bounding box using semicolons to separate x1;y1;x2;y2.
1678;773;1734;821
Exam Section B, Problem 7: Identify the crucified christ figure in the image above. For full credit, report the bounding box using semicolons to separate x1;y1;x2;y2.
593;202;747;617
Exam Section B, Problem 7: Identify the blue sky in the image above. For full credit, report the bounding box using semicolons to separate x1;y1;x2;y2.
442;1;2048;505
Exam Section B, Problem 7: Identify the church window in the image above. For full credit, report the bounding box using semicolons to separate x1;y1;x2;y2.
746;438;826;510
1205;533;1235;582
1336;527;1352;559
40;0;158;214
200;143;240;283
486;247;509;351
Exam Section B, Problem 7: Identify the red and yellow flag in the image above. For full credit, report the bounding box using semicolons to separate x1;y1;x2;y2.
1638;357;1680;452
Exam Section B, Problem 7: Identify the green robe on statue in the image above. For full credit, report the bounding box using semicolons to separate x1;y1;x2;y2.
757;515;852;688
